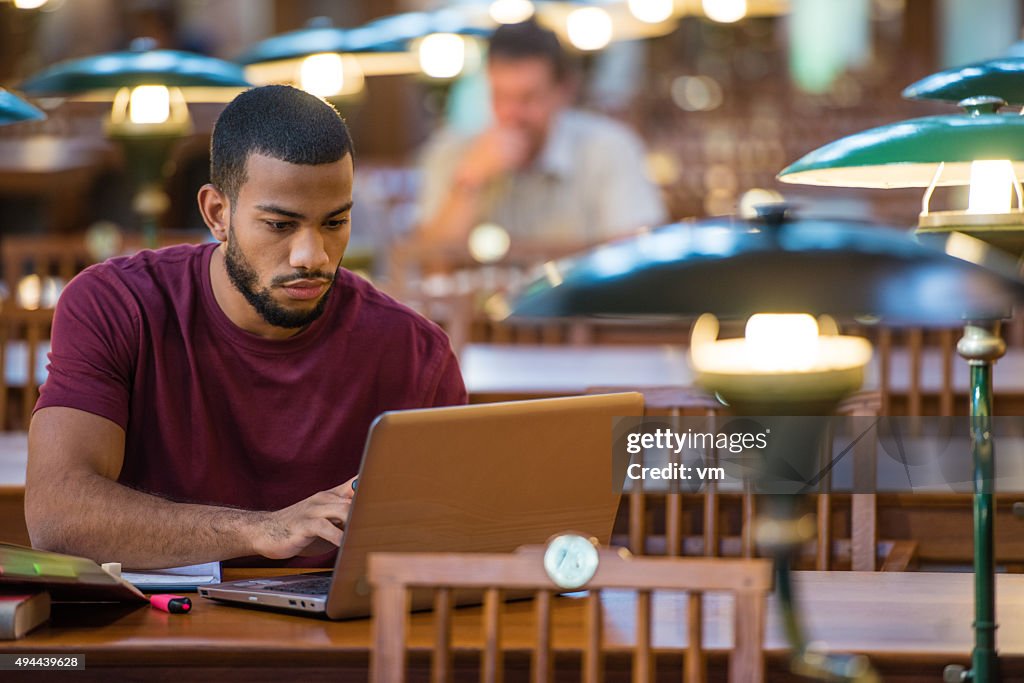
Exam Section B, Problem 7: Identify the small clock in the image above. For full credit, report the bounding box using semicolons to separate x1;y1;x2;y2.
543;533;600;590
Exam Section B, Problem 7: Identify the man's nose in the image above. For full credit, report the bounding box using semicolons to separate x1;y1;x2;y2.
289;227;330;272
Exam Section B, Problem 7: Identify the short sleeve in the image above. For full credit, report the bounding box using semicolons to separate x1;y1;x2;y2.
593;126;668;239
35;267;139;430
414;129;467;228
425;347;468;407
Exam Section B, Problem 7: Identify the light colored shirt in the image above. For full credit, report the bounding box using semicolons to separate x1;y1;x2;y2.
417;109;668;243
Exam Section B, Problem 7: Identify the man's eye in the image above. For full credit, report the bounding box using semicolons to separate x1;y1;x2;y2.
266;221;293;231
326;219;350;230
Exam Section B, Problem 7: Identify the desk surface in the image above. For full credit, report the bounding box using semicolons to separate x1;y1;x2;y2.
460;343;1024;399
2;570;1023;680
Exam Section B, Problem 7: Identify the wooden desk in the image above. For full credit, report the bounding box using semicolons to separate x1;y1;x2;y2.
461;343;1024;413
1;571;1021;681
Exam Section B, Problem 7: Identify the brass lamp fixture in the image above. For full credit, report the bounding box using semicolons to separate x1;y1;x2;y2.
19;38;251;247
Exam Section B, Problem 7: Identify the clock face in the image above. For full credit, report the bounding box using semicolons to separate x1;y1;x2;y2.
543;534;600;590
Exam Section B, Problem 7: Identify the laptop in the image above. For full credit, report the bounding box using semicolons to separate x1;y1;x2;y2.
200;392;642;619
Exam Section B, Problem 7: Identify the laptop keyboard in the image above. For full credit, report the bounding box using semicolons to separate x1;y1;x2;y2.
263;577;332;596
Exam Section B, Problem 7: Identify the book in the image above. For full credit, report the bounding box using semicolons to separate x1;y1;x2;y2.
0;591;50;640
121;561;222;592
0;543;147;604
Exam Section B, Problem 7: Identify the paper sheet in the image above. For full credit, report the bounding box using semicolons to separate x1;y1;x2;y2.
121;562;221;588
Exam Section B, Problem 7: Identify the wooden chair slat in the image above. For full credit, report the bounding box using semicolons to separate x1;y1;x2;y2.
432;587;452;683
482;587;503;683
583;590;603;683
633;589;652;683
532;590;552;683
686;591;705;683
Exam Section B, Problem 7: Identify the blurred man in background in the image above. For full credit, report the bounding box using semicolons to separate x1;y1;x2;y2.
416;19;667;248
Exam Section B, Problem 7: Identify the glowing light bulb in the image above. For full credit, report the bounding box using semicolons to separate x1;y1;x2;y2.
702;0;747;23
128;85;170;124
489;0;535;24
967;159;1015;214
13;0;48;9
468;223;511;263
628;0;674;24
300;53;346;97
744;313;819;372
418;33;466;79
16;275;42;310
566;7;613;51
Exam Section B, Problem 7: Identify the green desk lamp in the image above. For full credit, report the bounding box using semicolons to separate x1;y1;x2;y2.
511;207;1024;681
903;56;1024;106
19;39;251;247
237;11;493;99
0;89;44;125
779;95;1024;683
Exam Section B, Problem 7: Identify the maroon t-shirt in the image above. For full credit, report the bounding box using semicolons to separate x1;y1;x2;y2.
37;243;466;560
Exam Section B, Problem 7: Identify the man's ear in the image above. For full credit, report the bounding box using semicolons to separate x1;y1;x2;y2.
198;184;230;243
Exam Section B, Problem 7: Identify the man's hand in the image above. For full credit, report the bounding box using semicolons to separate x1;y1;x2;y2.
455;126;531;189
251;477;357;560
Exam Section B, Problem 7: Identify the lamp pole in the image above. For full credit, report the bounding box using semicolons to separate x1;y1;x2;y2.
944;322;1005;683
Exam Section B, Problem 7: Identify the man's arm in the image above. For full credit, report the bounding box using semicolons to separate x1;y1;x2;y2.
25;407;353;569
417;126;530;245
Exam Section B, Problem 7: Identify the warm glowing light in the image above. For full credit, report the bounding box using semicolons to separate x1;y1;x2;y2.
13;0;48;9
85;221;124;261
566;7;613;51
670;75;723;112
128;85;170;124
690;312;872;376
300;53;346;97
702;0;747;23
13;276;60;311
489;0;535;24
16;275;41;310
418;33;466;79
628;0;674;24
468;223;511;263
967;160;1015;214
745;314;819;372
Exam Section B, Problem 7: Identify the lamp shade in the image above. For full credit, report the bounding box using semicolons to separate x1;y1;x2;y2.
776;109;1024;188
510;211;1024;325
236;11;491;65
236;22;378;65
903;58;1024;106
20;44;251;94
0;90;45;125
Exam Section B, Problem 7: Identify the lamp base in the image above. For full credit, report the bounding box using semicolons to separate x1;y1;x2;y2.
695;366;864;416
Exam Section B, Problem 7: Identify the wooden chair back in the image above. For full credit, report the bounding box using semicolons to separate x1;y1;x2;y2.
868;327;957;417
368;546;772;683
587;386;916;571
0;307;54;430
2;235;95;302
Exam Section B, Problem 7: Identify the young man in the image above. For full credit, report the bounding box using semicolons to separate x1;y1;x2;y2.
25;86;466;568
417;19;667;247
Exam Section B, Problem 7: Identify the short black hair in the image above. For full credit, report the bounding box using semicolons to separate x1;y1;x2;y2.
487;19;569;82
210;85;354;203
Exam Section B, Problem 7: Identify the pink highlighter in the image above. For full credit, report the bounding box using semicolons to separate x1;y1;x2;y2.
150;594;192;614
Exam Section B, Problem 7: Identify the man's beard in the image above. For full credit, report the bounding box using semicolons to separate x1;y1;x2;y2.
224;226;337;329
